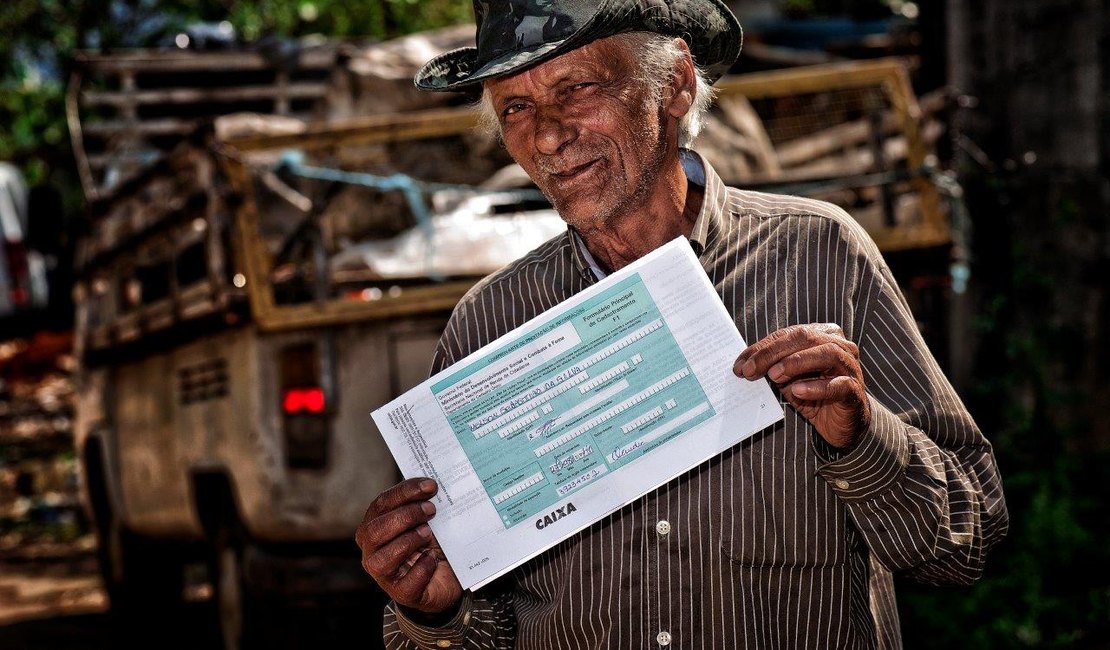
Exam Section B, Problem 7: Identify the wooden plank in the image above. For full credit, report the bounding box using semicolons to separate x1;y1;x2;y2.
75;48;336;73
868;223;950;252
84;118;199;138
144;299;177;332
82;189;209;265
82;82;329;107
225;106;480;152
224;154;278;320
885;65;945;239
715;58;910;100
741;42;841;68
782;137;907;179
90;326;112;351
253;282;476;332
776;119;874;168
178;283;219;319
66;70;100;202
120;70;137;122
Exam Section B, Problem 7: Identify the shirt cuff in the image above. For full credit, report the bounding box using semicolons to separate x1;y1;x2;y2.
814;396;909;502
391;592;474;649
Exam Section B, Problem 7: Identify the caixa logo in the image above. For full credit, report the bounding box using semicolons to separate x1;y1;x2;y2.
535;502;577;530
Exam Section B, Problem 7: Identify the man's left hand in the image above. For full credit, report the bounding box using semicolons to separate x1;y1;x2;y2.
734;323;871;450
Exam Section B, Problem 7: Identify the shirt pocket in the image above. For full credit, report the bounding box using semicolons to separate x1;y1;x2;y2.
718;424;851;569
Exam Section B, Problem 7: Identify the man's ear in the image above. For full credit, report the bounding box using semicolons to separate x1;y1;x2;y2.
665;38;697;121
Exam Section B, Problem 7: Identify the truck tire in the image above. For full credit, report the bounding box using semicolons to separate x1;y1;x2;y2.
212;528;274;650
83;440;186;617
104;525;187;613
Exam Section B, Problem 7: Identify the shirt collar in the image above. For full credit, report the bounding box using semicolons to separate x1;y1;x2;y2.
568;149;727;281
570;228;607;280
683;149;727;258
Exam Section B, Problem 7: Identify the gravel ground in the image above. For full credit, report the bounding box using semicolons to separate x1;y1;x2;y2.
0;550;106;626
0;539;384;649
0;539;221;649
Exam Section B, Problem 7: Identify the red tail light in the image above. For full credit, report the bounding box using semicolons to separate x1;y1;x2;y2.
4;241;29;307
279;343;331;470
282;387;326;415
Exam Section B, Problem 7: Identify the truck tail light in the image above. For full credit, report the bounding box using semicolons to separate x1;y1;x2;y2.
4;240;29;307
279;344;331;470
282;387;326;415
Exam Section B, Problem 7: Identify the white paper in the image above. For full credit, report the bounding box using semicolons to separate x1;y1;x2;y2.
372;237;784;590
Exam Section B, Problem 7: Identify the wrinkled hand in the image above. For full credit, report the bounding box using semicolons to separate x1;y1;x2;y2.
734;323;871;449
356;478;462;613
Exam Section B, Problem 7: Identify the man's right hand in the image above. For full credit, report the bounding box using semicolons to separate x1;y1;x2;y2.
356;478;462;614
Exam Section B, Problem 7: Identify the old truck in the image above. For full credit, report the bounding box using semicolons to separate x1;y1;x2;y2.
66;47;515;649
72;129;484;649
64;40;536;648
68;43;951;650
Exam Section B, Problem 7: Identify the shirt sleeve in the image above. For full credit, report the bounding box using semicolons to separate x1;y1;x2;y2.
814;223;1009;585
383;590;518;650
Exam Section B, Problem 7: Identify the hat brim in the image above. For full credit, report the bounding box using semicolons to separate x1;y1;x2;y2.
415;0;742;92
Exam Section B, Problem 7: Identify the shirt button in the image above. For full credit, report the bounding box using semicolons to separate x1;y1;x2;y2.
655;520;671;536
435;641;452;649
834;478;850;490
657;630;672;646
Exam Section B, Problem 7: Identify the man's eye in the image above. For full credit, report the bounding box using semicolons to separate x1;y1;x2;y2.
502;103;527;117
570;82;595;92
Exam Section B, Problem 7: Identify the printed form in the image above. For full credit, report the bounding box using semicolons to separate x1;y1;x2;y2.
372;238;784;590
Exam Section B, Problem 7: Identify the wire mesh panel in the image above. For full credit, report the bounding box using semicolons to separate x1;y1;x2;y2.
68;47;337;202
704;58;948;251
754;85;889;144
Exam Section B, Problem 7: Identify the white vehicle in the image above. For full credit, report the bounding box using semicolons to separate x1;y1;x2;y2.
0;162;49;318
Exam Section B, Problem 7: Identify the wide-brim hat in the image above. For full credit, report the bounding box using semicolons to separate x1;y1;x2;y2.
415;0;742;92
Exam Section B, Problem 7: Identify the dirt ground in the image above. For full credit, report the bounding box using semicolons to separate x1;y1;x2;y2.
0;536;221;649
0;535;216;649
0;540;105;627
0;536;385;649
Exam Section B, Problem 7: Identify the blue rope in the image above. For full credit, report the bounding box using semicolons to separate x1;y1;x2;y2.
276;150;548;281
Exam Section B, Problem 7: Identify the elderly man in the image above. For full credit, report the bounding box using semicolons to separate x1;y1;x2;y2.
356;1;1008;647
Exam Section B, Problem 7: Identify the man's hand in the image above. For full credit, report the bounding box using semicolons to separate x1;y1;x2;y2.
734;323;871;450
356;478;462;614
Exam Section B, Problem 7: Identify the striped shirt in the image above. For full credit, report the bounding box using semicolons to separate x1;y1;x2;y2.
383;153;1008;649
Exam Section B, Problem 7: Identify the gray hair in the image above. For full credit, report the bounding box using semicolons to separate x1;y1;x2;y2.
623;32;716;148
478;32;716;148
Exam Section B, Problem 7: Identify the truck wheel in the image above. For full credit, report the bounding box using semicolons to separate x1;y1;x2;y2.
105;525;187;613
84;440;185;617
215;531;246;650
213;530;272;650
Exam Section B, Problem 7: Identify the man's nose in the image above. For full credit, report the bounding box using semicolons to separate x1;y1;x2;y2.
533;106;576;155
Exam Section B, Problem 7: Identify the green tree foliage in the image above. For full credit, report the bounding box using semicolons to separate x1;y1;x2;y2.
897;174;1110;648
0;0;472;204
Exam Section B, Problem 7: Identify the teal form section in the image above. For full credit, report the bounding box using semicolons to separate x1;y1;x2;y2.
431;274;715;527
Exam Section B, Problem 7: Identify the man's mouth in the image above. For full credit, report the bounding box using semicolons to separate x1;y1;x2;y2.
550;159;600;181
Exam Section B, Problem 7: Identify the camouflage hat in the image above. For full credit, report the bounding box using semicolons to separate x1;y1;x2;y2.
415;0;742;92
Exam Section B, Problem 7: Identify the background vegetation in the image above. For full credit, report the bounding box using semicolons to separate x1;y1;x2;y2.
897;168;1110;647
0;0;473;212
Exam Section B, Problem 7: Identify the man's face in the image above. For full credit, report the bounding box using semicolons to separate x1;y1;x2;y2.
484;36;672;230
